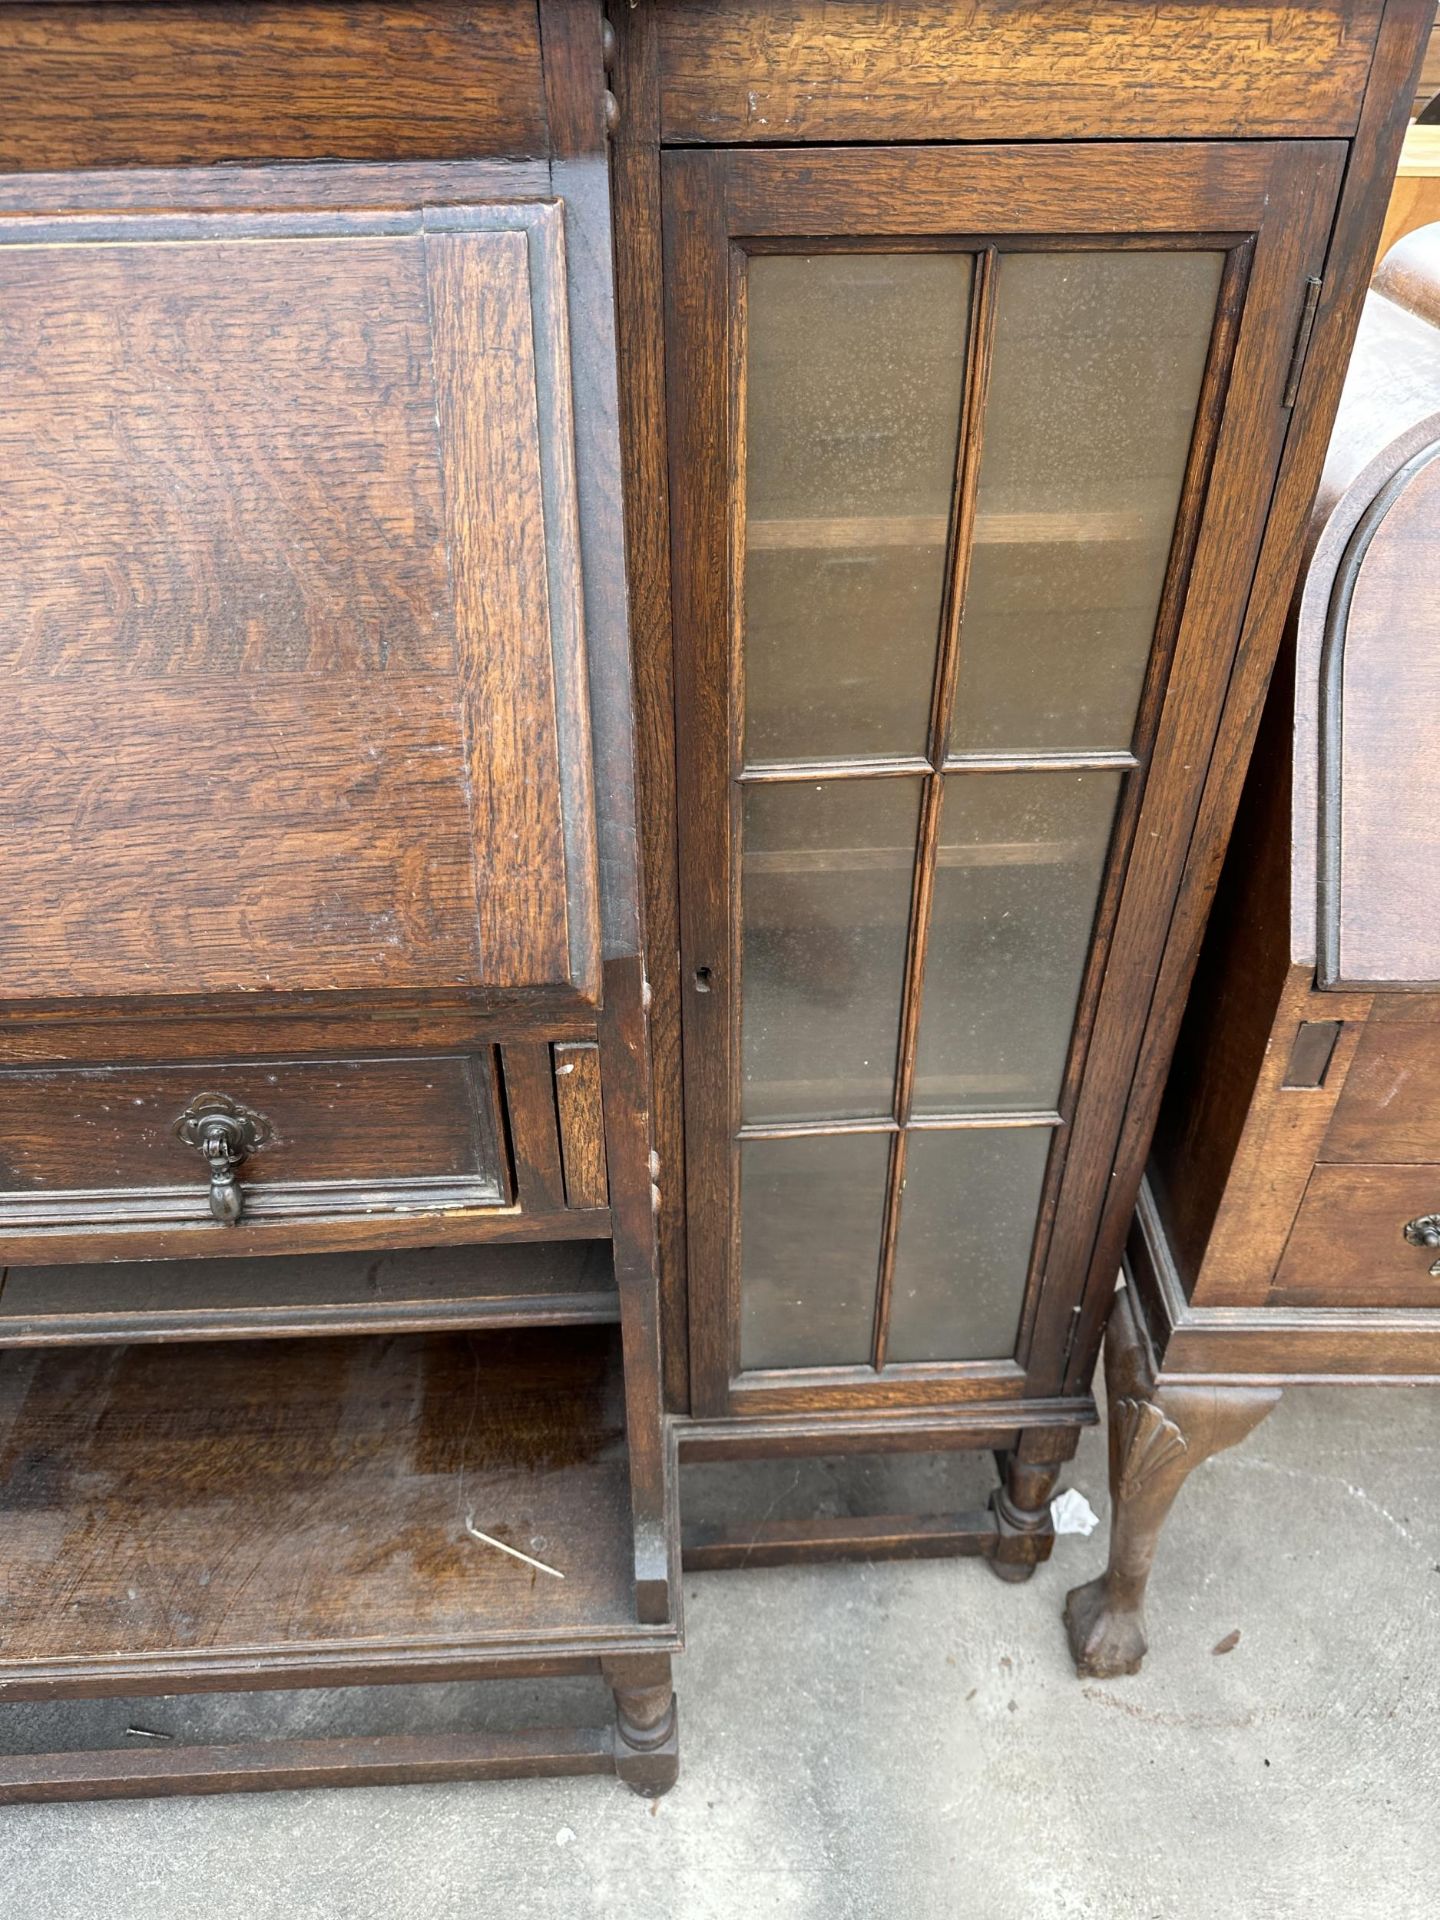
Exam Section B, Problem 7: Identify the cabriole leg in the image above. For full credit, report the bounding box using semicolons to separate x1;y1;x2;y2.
602;1654;678;1798
1065;1285;1279;1678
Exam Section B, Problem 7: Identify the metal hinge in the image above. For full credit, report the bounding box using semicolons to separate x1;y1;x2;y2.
1282;275;1324;409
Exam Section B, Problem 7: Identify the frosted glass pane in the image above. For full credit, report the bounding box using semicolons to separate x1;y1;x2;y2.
951;250;1223;755
740;1131;889;1369
913;771;1121;1114
742;777;922;1124
887;1127;1052;1362
744;252;971;761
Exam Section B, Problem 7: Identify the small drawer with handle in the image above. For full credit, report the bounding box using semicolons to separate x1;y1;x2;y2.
0;1054;509;1262
1271;1165;1440;1309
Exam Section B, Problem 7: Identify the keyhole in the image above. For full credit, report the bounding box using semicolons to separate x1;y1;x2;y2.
693;967;713;993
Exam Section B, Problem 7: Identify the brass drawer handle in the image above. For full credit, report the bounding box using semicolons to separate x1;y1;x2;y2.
1403;1213;1440;1276
173;1093;273;1226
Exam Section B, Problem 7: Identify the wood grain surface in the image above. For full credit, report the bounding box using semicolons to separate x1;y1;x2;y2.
1322;1015;1440;1161
0;204;598;1006
555;1040;609;1209
0;1325;654;1689
0;1054;502;1195
655;0;1383;144
1272;1163;1440;1307
0;1;549;170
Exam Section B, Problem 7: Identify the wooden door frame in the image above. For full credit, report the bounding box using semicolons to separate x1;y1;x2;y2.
663;139;1345;1420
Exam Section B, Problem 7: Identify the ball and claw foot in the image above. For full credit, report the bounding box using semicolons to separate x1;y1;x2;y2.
1064;1574;1149;1678
1062;1284;1280;1678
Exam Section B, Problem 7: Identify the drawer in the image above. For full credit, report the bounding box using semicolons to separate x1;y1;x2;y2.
1272;1165;1440;1309
1322;1019;1440;1163
0;1054;508;1258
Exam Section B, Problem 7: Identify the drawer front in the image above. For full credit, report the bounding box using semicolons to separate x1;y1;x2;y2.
1322;1018;1440;1163
0;1054;507;1246
1272;1165;1440;1309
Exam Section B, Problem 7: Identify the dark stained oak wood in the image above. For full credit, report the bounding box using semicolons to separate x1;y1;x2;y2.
0;2;550;171
654;0;1385;145
608;0;691;1413
0;0;681;1801
0;1052;506;1221
641;0;1428;1574
665;138;1345;1434
0;1324;678;1695
502;1042;570;1214
0;1240;619;1346
0;200;599;1011
555;1042;610;1210
0;158;554;216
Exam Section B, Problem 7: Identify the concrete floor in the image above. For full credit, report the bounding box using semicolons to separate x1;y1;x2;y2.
0;1384;1436;1919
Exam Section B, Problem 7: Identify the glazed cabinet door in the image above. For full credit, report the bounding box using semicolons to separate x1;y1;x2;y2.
665;142;1343;1419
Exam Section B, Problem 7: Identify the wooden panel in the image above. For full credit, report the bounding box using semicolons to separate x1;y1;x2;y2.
1328;446;1440;986
0;1053;505;1214
655;0;1383;144
0;202;598;1007
0;1240;619;1346
0;2;549;171
502;1042;569;1211
1272;1163;1440;1306
1322;1016;1440;1160
0;1326;662;1693
555;1041;609;1209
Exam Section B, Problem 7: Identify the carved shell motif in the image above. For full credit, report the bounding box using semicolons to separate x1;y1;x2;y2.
1112;1396;1188;1499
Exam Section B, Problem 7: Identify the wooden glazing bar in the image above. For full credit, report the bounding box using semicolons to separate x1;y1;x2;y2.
873;248;998;1370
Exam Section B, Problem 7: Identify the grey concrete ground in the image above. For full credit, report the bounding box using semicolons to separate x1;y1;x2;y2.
0;1384;1436;1919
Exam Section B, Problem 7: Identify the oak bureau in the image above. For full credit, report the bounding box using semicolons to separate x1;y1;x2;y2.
0;0;1430;1798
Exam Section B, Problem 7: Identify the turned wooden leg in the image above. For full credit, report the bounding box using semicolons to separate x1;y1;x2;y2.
602;1654;678;1798
1064;1285;1279;1678
988;1425;1081;1583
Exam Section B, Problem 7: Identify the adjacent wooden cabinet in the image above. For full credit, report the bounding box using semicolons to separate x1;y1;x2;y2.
1068;223;1440;1678
609;0;1434;1570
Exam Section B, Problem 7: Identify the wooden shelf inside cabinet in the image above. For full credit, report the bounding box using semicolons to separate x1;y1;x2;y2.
0;1241;620;1347
0;1324;669;1697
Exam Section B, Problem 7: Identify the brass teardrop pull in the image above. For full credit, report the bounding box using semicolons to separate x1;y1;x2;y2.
173;1093;273;1225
